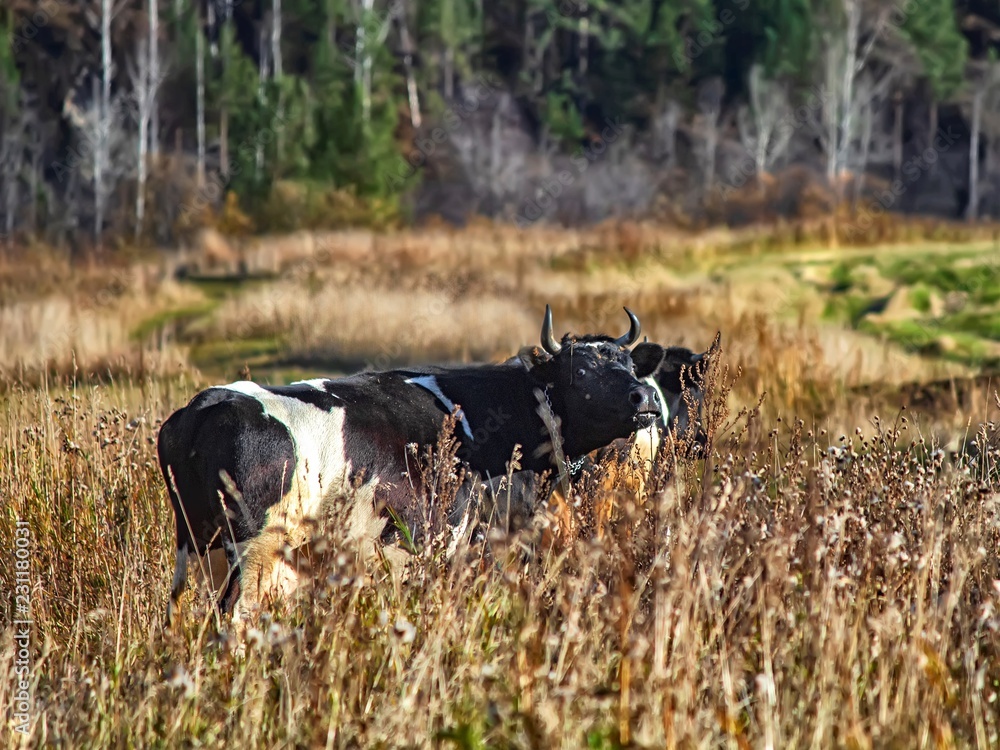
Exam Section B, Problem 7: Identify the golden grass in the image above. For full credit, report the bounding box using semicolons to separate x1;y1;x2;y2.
2;223;1000;746
1;363;998;747
201;280;538;367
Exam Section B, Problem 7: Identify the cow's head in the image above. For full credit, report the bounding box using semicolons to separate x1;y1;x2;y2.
630;332;721;448
517;305;662;459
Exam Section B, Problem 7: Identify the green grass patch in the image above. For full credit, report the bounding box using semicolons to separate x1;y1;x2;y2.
130;301;219;342
859;317;999;367
828;260;859;292
909;284;932;313
183;274;278;300
937;310;1000;340
188;337;283;373
823;293;875;326
879;254;1000;302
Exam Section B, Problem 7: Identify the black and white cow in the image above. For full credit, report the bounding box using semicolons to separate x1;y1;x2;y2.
157;306;662;622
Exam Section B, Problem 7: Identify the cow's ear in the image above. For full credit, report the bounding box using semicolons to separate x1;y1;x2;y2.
517;346;552;372
661;346;699;371
517;346;556;381
631;342;664;379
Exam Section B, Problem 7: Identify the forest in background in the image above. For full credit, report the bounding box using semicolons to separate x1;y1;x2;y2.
2;0;1000;250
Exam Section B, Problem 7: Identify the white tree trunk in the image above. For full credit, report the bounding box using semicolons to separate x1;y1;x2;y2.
968;86;983;222
814;0;892;201
28;127;40;234
135;38;150;240
256;25;270;175
359;0;374;127
738;65;792;184
272;0;284;159
95;0;114;247
852;77;875;210
703;119;718;192
697;79;724;194
272;0;283;79
3;123;23;239
834;0;860;187
444;47;454;100
0;96;30;239
892;93;903;182
208;0;218;58
489;99;503;207
397;1;421;129
196;16;206;187
149;0;159;156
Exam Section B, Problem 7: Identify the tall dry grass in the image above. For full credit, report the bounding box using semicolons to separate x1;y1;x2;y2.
200;280;538;367
2;224;999;746
0;256;198;387
1;362;998;748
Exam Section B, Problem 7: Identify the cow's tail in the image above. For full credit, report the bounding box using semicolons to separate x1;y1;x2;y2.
158;410;194;626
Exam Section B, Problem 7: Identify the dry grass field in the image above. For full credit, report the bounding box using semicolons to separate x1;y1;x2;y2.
2;221;1000;748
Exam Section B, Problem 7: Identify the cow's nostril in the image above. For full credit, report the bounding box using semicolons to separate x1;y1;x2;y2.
629;389;647;407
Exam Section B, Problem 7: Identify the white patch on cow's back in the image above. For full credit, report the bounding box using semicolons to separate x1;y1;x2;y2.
290;378;340;395
405;375;475;442
220;380;270;397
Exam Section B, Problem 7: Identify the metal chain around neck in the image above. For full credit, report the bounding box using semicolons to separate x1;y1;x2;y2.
542;384;587;476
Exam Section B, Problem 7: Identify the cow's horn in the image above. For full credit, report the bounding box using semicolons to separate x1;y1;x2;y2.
541;304;562;355
615;307;642;348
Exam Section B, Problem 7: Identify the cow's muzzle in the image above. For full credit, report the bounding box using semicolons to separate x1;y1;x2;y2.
629;385;661;427
635;412;658;428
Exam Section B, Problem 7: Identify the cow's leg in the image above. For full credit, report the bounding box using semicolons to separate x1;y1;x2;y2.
165;543;190;627
218;538;244;616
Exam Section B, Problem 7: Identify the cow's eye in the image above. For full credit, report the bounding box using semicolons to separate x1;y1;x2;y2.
576;367;587;378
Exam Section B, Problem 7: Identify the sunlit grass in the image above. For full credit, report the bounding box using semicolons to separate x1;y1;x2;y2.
1;366;998;747
1;223;1000;746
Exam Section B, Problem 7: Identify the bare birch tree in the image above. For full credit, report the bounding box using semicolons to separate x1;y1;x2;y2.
357;0;375;126
93;0;116;246
131;38;151;240
196;7;206;187
273;0;284;158
651;99;680;167
737;65;793;185
26;111;48;236
62;78;129;249
130;0;166;241
396;0;422;129
963;60;1000;221
256;22;271;175
696;77;724;194
149;0;160;157
1;108;29;239
811;0;895;203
